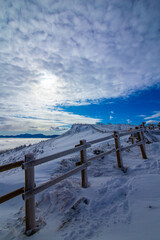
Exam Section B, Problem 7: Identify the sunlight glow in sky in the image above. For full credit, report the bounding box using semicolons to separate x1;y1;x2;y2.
39;72;57;90
0;0;160;135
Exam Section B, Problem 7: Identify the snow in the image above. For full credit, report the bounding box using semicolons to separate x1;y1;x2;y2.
0;124;160;240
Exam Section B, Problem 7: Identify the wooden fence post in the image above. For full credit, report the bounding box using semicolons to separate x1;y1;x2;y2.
24;153;36;235
135;127;147;159
114;131;123;169
142;122;146;128
140;126;145;141
80;140;88;188
130;128;134;144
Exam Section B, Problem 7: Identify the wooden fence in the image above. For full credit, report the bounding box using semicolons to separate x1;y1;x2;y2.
141;122;160;130
0;127;147;235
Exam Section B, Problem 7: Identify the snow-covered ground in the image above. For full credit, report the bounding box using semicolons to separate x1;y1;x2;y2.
0;124;160;240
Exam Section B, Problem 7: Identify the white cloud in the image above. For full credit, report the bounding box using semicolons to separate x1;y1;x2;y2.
143;111;160;125
146;120;159;124
127;119;132;124
109;115;113;120
0;0;160;132
0;109;101;135
144;112;160;120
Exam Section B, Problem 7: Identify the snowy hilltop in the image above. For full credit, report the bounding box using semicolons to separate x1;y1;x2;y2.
0;124;160;240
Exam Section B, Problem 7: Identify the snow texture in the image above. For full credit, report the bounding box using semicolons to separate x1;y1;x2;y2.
0;124;160;240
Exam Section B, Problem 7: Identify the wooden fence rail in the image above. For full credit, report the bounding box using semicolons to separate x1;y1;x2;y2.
0;160;24;204
23;162;90;201
0;160;23;172
120;140;145;152
88;134;114;145
0;127;147;235
88;148;116;162
0;187;24;204
22;142;91;169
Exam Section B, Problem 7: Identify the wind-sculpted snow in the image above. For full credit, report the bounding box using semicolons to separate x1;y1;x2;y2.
0;124;160;240
57;177;132;240
144;128;159;143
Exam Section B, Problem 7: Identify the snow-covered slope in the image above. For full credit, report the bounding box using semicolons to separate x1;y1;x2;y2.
0;124;160;240
92;123;136;132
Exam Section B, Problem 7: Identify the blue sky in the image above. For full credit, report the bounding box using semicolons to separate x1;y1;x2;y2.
59;86;160;125
0;0;160;135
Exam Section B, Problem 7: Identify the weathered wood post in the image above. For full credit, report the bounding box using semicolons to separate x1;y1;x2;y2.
142;122;146;128
80;140;88;188
140;125;145;141
114;131;123;169
130;128;134;144
135;127;147;159
24;153;36;235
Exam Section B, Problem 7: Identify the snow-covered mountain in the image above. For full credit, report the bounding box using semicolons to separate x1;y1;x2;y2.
0;124;160;240
62;123;136;136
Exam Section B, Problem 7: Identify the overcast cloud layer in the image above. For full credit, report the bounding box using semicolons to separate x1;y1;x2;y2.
0;0;160;133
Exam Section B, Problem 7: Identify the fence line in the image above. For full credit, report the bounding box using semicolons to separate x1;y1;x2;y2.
87;148;115;162
22;142;91;169
0;160;24;172
88;134;114;145
23;162;90;201
0;187;24;204
0;126;147;235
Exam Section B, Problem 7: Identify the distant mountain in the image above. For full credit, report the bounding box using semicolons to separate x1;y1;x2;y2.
0;133;59;138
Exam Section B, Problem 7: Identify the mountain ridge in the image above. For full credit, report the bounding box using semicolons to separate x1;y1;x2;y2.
0;133;59;138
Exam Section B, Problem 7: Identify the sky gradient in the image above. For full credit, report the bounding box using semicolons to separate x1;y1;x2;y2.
0;0;160;135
